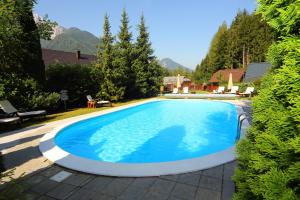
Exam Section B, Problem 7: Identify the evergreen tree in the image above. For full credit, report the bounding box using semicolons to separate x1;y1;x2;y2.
132;15;163;97
114;9;134;98
95;15;124;101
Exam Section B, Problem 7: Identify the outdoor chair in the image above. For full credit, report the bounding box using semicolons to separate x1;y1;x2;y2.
226;86;239;94
239;87;255;97
0;100;46;120
212;86;225;94
172;88;178;94
0;116;21;126
183;87;189;94
86;95;112;107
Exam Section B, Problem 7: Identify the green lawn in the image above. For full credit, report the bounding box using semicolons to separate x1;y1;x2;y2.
20;98;152;128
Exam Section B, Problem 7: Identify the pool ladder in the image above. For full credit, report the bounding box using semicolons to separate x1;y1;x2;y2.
236;113;247;142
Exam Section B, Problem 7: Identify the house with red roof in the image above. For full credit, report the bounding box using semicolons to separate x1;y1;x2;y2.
209;68;245;84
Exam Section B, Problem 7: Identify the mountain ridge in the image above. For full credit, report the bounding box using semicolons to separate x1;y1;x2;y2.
159;58;192;71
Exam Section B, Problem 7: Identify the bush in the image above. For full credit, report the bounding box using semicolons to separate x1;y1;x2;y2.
46;63;97;107
0;73;59;111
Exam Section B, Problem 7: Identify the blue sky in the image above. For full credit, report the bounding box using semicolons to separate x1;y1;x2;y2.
34;0;257;69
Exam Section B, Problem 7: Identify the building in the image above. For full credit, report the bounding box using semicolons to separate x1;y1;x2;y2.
243;62;272;82
209;68;245;84
42;49;96;67
163;76;192;91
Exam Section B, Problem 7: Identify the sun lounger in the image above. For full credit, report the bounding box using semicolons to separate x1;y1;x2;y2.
183;87;189;94
226;86;239;94
172;88;178;94
0;116;21;125
0;100;46;120
86;95;112;107
213;86;225;94
239;87;255;97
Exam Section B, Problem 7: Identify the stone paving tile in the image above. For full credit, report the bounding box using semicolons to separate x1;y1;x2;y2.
30;179;59;195
83;176;114;192
199;176;222;192
101;178;134;197
118;185;148;200
63;173;95;187
223;161;237;181
202;165;224;179
142;190;170;200
159;174;179;182
169;183;197;200
90;191;116;200
38;196;57;200
195;188;221;200
176;173;201;187
149;179;176;195
221;180;235;200
46;183;77;200
23;175;46;186
23;191;40;200
131;177;156;189
40;166;64;177
66;187;97;200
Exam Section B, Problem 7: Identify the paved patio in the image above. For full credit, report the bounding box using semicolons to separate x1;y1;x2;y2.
0;100;251;200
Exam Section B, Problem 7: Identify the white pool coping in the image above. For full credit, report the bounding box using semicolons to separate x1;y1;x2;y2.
39;99;249;177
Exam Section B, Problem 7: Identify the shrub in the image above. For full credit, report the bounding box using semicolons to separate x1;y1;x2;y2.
46;63;97;107
0;73;59;111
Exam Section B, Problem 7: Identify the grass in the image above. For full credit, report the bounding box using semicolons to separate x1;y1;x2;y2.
19;98;153;129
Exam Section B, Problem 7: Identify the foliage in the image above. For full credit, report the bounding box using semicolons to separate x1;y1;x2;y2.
46;63;97;107
0;73;59;111
194;10;275;83
35;14;57;40
233;0;300;199
132;15;163;97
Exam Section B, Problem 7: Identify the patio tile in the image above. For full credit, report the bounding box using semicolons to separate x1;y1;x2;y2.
63;173;95;186
221;180;235;200
142;190;170;200
223;161;237;181
195;188;221;200
38;196;57;200
131;177;156;189
159;174;179;182
40;166;64;177
169;183;197;200
118;185;148;200
46;183;77;200
50;171;72;182
83;176;114;192
199;176;222;192
23;191;40;200
149;179;176;195
202;165;224;179
101;178;134;197
30;179;59;195
176;173;201;186
66;188;96;200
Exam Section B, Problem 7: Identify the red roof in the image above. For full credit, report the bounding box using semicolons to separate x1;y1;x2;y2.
42;49;96;67
209;68;245;83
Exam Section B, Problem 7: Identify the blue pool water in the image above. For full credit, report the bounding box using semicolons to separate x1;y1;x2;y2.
55;100;238;163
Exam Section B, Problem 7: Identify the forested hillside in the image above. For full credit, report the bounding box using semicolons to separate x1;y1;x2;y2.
194;10;275;83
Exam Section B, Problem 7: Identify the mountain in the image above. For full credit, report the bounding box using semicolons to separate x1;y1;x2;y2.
40;27;99;55
159;58;192;71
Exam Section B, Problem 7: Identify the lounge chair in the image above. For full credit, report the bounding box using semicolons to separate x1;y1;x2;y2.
86;95;111;107
239;87;255;97
183;87;189;94
172;88;178;94
0;100;46;120
0;116;21;125
226;86;239;94
213;86;225;94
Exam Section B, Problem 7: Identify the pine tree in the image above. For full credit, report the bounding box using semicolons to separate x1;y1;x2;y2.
132;15;162;97
95;15;124;101
114;9;134;98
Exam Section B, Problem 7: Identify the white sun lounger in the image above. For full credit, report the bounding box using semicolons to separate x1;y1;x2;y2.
226;86;239;94
239;87;255;97
213;86;225;94
86;95;111;106
0;117;21;125
183;87;189;94
0;100;46;119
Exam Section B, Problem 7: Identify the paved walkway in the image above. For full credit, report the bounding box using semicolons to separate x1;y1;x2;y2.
0;100;252;200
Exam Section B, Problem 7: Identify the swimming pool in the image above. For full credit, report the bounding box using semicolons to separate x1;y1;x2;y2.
40;99;246;176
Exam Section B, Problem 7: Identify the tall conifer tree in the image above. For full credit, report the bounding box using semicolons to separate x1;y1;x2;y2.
96;15;124;101
132;15;162;97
